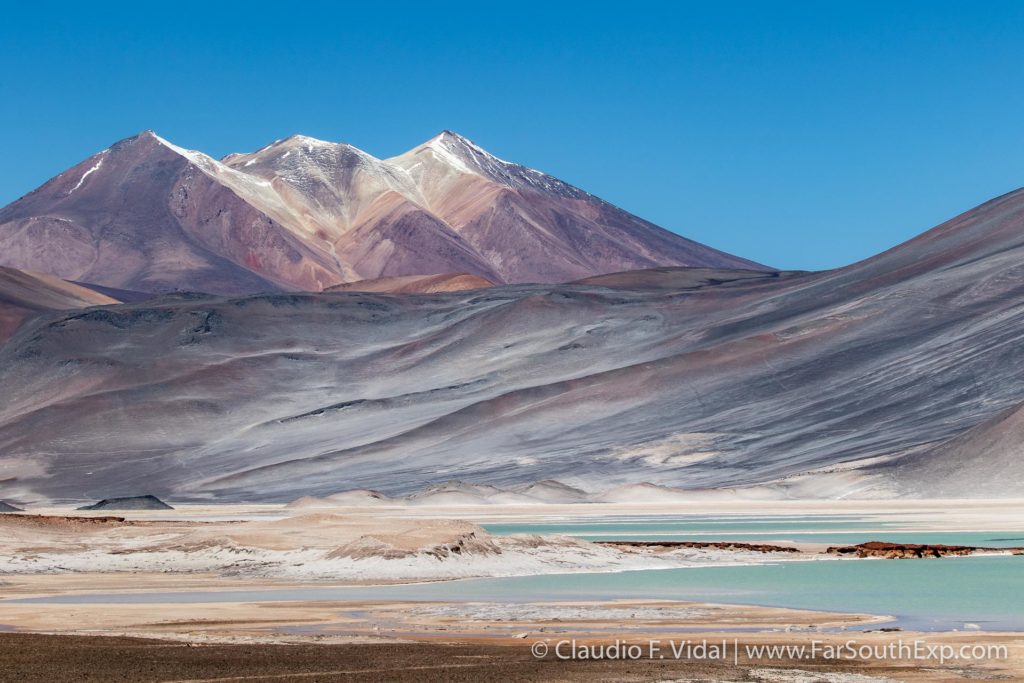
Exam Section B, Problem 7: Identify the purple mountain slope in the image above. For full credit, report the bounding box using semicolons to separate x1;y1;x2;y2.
0;131;768;295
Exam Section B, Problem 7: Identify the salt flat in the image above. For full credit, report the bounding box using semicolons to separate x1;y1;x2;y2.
22;497;1024;526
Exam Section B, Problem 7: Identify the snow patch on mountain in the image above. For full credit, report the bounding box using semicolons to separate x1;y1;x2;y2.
67;154;106;195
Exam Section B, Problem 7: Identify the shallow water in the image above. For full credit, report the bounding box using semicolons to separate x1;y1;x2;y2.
482;514;893;536
14;555;1024;631
482;515;1024;548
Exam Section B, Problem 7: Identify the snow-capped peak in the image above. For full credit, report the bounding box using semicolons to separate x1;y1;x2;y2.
285;133;336;146
424;130;510;167
402;130;525;182
141;133;277;197
277;134;356;154
403;131;589;200
148;131;211;164
428;130;481;149
244;134;378;164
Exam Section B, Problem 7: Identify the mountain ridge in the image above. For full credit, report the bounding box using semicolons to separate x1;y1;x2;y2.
0;130;769;295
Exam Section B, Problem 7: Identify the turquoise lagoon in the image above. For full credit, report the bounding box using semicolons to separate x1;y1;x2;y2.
13;514;1023;631
14;556;1024;630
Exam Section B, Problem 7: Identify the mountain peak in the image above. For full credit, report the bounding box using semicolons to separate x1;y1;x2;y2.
111;129;167;150
141;132;223;171
423;130;502;165
391;130;592;202
130;130;193;151
248;134;373;162
429;129;467;144
395;130;526;185
106;130;211;169
431;129;474;146
280;133;342;148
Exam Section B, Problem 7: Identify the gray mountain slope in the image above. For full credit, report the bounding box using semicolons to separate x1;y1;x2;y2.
3;186;1024;501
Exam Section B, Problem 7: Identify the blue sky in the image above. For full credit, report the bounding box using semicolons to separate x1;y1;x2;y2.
2;1;1023;270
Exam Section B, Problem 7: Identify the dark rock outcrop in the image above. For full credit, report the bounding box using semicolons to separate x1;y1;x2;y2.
77;495;173;511
595;540;800;553
0;514;127;528
826;541;1024;559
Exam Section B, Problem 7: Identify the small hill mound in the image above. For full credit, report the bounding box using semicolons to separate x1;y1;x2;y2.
0;500;24;512
594;482;693;503
326;489;390;505
0;266;121;343
286;490;391;508
324;273;494;295
285;495;334;509
405;481;538;506
514;480;589;503
77;495;173;511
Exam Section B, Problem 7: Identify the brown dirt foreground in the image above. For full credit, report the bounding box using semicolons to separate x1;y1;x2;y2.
0;633;1014;683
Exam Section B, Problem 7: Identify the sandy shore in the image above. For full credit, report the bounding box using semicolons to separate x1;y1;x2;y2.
2;586;1021;681
0;589;889;641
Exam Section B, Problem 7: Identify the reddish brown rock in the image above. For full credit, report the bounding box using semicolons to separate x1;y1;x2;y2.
595;540;800;553
825;541;1021;559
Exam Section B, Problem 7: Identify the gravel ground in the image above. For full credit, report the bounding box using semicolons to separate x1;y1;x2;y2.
0;633;943;683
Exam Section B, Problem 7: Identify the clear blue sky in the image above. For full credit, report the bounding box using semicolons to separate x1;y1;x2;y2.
2;1;1023;270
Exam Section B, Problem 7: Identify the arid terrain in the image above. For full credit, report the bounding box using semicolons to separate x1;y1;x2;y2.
5;3;1024;680
4;130;1024;683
